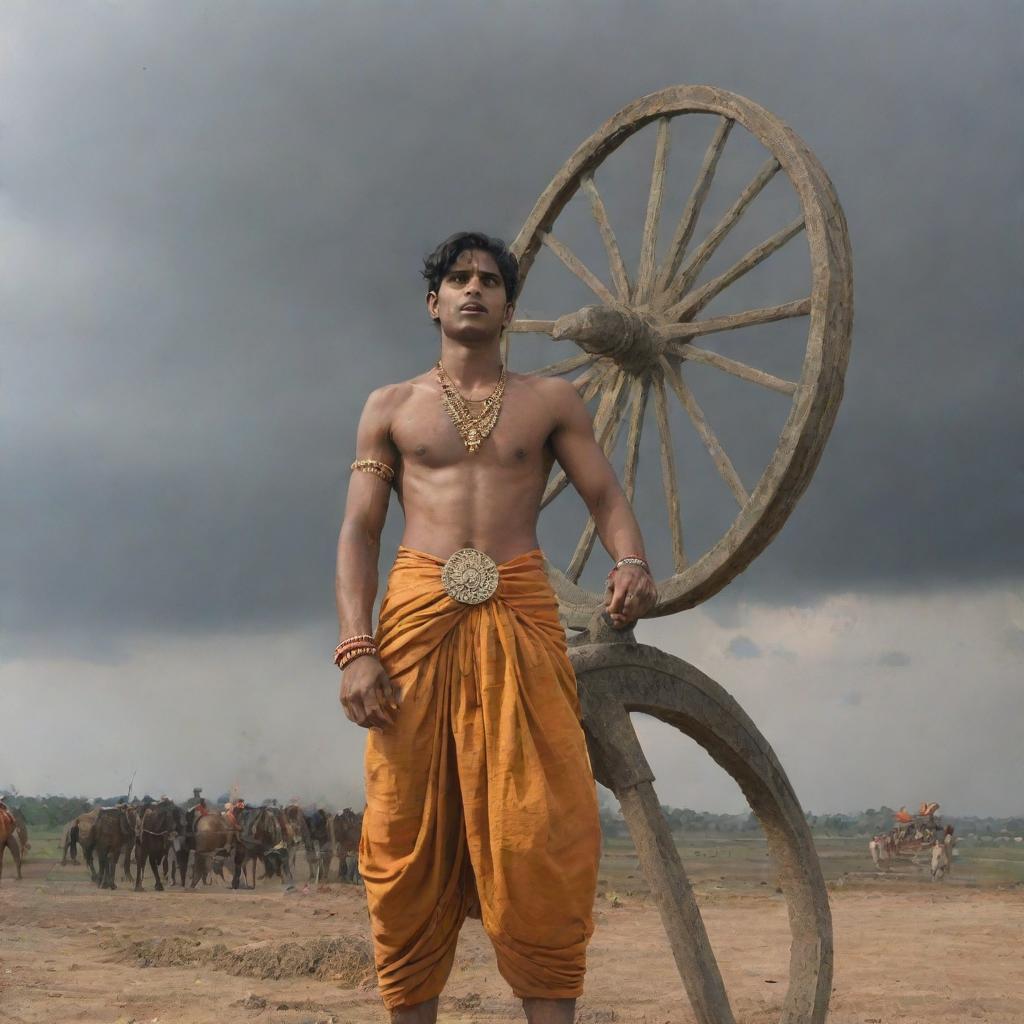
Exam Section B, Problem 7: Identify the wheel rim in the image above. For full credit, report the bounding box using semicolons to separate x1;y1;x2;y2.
571;638;833;1024
509;85;853;629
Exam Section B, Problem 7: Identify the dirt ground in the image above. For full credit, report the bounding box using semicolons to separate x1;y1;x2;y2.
2;849;1023;1024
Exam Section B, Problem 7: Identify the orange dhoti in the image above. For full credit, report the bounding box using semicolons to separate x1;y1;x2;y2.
359;546;603;1010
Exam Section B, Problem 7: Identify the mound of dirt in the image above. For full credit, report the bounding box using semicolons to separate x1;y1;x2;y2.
115;935;376;988
218;937;375;985
122;936;202;968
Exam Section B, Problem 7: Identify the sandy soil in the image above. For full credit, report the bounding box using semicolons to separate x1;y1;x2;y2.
2;857;1022;1024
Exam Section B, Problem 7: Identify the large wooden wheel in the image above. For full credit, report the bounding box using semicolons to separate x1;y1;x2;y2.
570;623;832;1024
508;85;853;630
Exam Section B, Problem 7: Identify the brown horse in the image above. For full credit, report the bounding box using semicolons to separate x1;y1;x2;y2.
330;808;363;883
282;803;313;879
63;808;99;871
234;806;295;890
190;811;240;888
0;802;23;883
305;809;331;884
92;806;135;889
134;800;185;892
12;806;29;858
121;805;141;881
165;803;205;886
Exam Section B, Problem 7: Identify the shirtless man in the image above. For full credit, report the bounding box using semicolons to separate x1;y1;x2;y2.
336;231;657;1024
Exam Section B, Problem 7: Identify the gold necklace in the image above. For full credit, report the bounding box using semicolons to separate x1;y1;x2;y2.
435;359;507;452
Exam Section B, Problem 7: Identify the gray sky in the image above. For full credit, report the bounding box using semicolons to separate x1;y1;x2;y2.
2;1;1022;815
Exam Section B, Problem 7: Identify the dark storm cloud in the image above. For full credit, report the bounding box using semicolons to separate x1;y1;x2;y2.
2;1;1022;650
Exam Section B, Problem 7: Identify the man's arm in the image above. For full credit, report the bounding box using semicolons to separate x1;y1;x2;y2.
544;377;657;627
336;386;401;728
546;377;644;562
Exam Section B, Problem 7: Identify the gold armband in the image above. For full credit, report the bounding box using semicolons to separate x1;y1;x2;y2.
350;458;395;485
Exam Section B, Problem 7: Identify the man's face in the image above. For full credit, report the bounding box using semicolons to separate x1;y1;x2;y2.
427;249;514;338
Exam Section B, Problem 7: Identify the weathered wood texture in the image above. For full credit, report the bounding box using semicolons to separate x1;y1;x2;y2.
516;87;846;1023
509;85;852;628
569;625;833;1024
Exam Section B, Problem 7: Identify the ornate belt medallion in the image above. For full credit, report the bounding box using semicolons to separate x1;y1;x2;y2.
442;548;499;605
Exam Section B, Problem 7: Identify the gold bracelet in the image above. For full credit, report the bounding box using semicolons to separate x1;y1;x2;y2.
350;458;395;485
607;556;652;580
339;645;376;665
339;646;378;669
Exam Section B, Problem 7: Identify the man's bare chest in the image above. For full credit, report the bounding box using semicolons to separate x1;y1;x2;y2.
389;389;554;470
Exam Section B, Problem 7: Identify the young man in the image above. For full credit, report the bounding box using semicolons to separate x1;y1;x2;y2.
336;231;657;1024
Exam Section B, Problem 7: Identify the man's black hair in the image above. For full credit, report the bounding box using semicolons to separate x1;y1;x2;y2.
421;231;520;306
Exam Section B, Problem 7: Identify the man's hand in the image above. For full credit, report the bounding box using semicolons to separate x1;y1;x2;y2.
339;655;401;731
604;564;657;629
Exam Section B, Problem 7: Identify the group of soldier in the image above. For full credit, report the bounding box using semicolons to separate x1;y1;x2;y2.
52;789;363;892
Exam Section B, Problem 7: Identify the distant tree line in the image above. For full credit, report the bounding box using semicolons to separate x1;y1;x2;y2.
2;791;95;828
802;807;1024;837
599;800;760;839
598;799;1024;840
7;788;1022;838
3;788;327;827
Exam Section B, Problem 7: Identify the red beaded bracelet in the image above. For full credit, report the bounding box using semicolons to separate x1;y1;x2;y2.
334;635;377;667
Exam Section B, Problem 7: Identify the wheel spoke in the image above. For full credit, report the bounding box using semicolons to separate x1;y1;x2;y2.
634;117;672;305
657;155;781;310
581;174;632;302
653;374;687;572
621;375;650;501
566;377;634;581
571;363;597;393
532;351;594;377
509;319;557;334
593;369;630;447
658;297;811;341
666;216;805;322
578;358;613;401
566;517;599;584
541;231;618;306
671;345;799;395
542;369;625;508
618;784;737;1024
654;116;734;296
660;356;749;508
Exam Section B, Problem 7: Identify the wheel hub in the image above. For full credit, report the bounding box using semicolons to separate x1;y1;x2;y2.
552;304;668;376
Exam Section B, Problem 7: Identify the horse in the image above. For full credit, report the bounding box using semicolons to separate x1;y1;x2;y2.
165;804;207;886
305;809;332;884
63;808;99;873
330;808;363;883
190;812;240;888
0;802;23;883
92;806;135;889
134;800;185;891
11;806;29;858
234;806;295;890
282;803;313;879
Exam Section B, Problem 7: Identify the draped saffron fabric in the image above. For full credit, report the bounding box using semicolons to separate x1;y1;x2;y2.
358;545;603;1010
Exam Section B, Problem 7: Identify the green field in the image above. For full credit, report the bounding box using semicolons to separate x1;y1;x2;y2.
21;826;65;861
598;833;1024;895
19;826;1024;891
